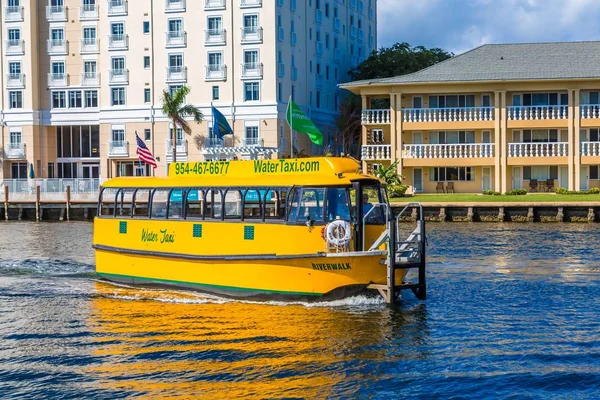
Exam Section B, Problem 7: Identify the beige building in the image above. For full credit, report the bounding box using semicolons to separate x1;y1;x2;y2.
341;41;600;193
0;0;377;180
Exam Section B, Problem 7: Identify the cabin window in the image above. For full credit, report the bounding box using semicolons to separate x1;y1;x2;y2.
205;189;222;219
264;189;287;220
119;189;136;217
99;187;119;217
168;189;185;219
288;187;325;223
133;189;151;217
151;189;170;218
224;190;243;219
244;189;263;219
326;188;350;221
185;189;203;219
362;185;385;225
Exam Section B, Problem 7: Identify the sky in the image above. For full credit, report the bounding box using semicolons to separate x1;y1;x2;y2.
378;0;600;55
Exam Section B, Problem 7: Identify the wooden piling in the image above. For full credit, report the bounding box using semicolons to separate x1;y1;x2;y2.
66;185;71;221
3;186;8;221
35;186;41;222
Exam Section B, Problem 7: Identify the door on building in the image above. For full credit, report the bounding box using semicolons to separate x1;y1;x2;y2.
580;166;589;190
482;167;492;191
412;132;423;144
413;168;423;192
512;166;522;190
82;164;100;178
559;166;569;189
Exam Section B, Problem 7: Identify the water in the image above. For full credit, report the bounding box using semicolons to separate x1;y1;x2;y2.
1;222;600;399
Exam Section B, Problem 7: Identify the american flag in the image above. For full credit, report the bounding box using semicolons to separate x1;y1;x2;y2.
135;132;157;168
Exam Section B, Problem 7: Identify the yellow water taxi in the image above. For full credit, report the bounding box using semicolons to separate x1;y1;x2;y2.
93;157;426;303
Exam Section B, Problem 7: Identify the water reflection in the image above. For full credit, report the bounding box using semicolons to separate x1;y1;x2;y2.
87;282;430;398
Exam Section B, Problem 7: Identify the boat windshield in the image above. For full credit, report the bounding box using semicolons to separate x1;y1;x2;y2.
362;184;387;225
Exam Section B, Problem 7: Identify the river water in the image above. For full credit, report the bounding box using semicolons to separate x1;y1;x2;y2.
1;222;600;399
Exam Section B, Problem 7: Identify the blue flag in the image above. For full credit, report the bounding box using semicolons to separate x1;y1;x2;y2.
212;106;233;139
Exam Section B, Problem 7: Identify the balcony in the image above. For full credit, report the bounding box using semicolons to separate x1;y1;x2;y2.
205;137;224;148
5;39;24;55
80;38;99;53
48;72;69;87
241;0;262;7
165;0;186;12
362;145;392;160
581;142;600;157
403;107;494;123
334;17;340;32
6;73;25;89
109;69;129;85
507;105;568;121
80;4;98;19
108;140;129;157
242;137;262;147
205;64;226;81
581;104;600;119
47;39;68;55
166;30;187;47
108;34;128;50
81;71;100;86
316;9;322;24
205;28;226;45
508;142;568;157
241;27;263;43
362;109;390;124
241;62;263;79
4;6;24;21
204;0;225;10
166;66;187;83
5;142;26;160
402;144;495;159
290;31;297;46
46;5;67;21
107;0;127;15
166;139;188;155
316;41;323;56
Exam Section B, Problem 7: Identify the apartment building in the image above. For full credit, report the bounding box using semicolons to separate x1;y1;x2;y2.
0;0;377;180
341;41;600;193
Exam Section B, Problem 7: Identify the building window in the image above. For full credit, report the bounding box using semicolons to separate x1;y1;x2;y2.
429;167;475;182
84;61;97;76
144;129;151;141
111;22;124;37
83;27;96;41
245;125;259;145
212;86;219;100
316;91;321;108
85;90;98;107
48;162;55;179
244;82;260;101
9;91;22;109
111;87;126;106
9;130;21;146
68;91;82;108
112;128;125;143
169;84;183;96
11;162;27;179
52;91;66;108
278;83;282;102
144;88;151;103
144;56;150;69
143;21;150;34
8;28;20;41
243;14;258;33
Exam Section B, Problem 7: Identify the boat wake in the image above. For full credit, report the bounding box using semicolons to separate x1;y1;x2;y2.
0;258;95;278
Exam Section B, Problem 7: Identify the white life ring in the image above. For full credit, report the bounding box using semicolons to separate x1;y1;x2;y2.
326;220;352;247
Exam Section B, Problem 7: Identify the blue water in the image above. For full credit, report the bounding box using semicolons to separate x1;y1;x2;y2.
1;222;600;399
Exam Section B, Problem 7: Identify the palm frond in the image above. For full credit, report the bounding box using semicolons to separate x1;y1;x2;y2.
179;104;204;123
172;85;191;108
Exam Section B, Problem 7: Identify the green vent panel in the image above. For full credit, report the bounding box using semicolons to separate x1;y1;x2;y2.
244;226;255;240
193;224;203;238
119;221;127;234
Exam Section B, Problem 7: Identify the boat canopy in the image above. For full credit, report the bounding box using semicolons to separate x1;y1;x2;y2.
102;157;381;188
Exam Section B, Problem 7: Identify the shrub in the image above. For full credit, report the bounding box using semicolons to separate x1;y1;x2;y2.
482;190;501;196
505;189;527;196
389;184;409;197
555;187;600;195
555;187;569;195
590;187;600;194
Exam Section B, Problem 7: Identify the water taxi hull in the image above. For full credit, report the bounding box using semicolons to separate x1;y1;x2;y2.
95;247;405;301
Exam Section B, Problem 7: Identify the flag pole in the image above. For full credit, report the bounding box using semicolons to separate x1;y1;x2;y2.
135;130;143;176
289;95;294;159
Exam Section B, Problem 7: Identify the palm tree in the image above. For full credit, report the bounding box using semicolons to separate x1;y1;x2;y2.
161;85;203;163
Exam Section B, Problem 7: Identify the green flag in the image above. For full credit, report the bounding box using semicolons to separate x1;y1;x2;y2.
286;99;323;146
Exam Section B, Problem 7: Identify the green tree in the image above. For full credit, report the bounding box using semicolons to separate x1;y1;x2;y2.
161;85;203;163
334;94;362;159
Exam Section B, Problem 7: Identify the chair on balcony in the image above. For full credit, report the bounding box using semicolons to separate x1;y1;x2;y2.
546;179;555;192
529;179;538;192
446;182;455;193
436;182;445;193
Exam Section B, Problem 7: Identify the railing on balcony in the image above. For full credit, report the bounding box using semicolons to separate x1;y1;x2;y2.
48;72;68;87
205;28;226;45
581;142;600;156
205;137;224;147
362;109;390;124
165;0;186;11
107;0;127;15
109;69;129;84
205;0;225;9
507;105;568;120
108;34;128;50
403;143;495;159
80;3;98;19
6;39;25;55
4;6;24;21
403;107;494;123
241;62;263;79
508;142;568;157
241;27;263;43
242;137;262;147
5;142;26;159
6;73;25;88
47;39;68;54
80;38;99;53
46;5;67;20
108;140;129;157
81;72;100;86
240;0;262;7
166;139;188;154
581;104;600;119
205;64;226;81
361;145;392;160
1;179;104;197
166;66;187;82
166;30;187;47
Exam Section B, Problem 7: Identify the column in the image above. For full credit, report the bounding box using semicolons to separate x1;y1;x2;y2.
389;93;397;164
568;90;575;191
494;91;501;192
361;95;368;172
396;93;404;176
500;91;508;193
574;89;581;191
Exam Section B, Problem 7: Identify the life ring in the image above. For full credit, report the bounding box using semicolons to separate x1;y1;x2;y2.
326;220;352;247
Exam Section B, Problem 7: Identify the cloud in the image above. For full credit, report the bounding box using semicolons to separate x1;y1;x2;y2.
377;0;600;54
